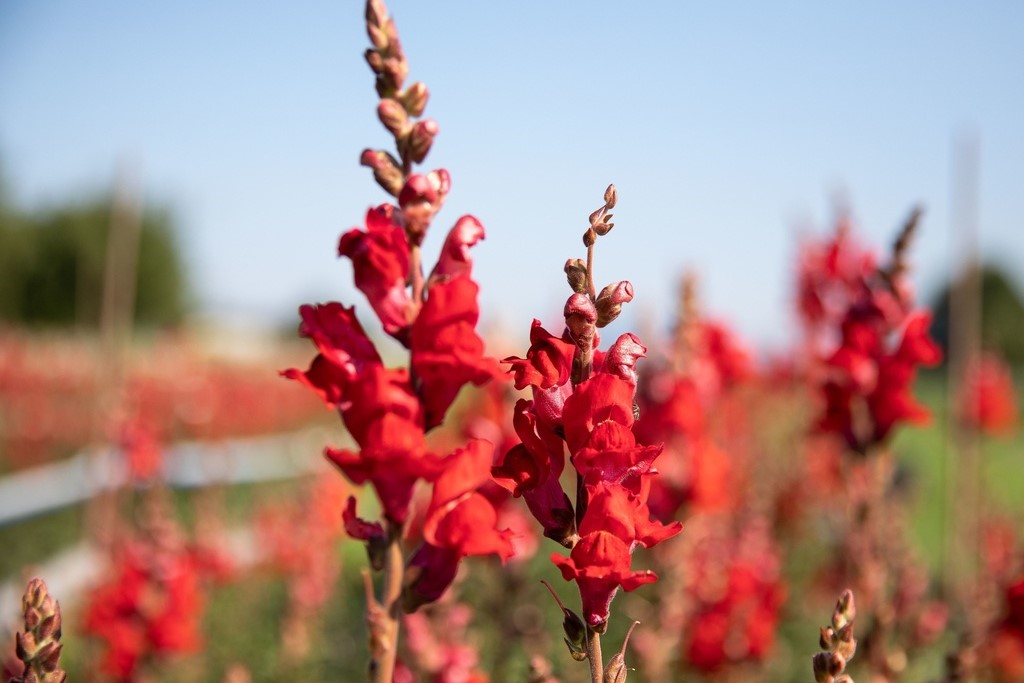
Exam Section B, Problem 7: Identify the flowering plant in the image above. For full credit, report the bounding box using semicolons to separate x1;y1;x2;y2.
282;1;513;678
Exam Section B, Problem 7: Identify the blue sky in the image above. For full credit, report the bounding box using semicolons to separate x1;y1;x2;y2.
2;1;1022;351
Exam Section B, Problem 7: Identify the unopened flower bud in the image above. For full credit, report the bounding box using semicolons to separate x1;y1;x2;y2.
564;293;598;339
541;580;588;661
563;612;586;651
377;98;409;138
595;280;634;327
564;259;588;293
360;149;404;196
820;626;835;650
605;655;627;683
383;18;401;52
837;589;855;622
583;227;597;247
812;652;833;683
365;0;387;27
367;23;389;51
593;218;614;236
408;119;439;164
398;173;438;210
426;168;451;197
382;55;407;92
402;82;429;117
604;621;639;683
365;48;384;73
604;184;617;208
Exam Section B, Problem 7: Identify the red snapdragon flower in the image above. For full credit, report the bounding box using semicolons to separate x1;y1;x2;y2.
83;539;207;680
404;439;515;608
337;204;413;343
959;353;1018;435
551;530;658;627
411;275;501;429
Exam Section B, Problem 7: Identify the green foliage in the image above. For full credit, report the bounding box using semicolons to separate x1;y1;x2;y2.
930;264;1024;367
0;195;188;329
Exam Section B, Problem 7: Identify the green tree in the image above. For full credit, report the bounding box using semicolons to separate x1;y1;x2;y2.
0;195;189;329
930;264;1024;367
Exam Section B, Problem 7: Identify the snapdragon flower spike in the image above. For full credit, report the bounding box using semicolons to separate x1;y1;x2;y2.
809;214;943;452
499;185;681;633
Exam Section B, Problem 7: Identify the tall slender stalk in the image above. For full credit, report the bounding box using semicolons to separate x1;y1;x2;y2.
587;626;604;683
369;523;404;683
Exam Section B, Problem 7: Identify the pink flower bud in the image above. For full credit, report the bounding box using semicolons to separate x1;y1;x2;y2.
402;82;429;117
360;149;404;196
398;174;438;209
377;98;409;137
408;119;439;164
595;280;634;327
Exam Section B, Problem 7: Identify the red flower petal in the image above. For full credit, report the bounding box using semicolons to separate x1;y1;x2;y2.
411;275;500;429
338;204;413;342
562;373;636;455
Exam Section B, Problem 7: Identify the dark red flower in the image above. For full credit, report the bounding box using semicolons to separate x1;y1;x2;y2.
338;366;422;448
504;320;575;392
423;439;514;561
427;215;485;287
551;530;657;627
491;399;575;544
403;543;461;610
343;496;386;542
579;481;681;549
281;302;382;408
573;421;661;491
403;440;513;608
959;353;1018;434
411;275;500;429
325;414;441;524
337;204;413;342
561;373;636;455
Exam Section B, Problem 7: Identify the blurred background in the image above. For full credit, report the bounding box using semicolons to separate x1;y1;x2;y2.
1;1;1022;681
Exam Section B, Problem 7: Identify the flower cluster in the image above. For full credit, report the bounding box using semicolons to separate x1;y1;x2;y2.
958;352;1018;435
802;210;942;453
493;187;681;634
282;0;512;643
682;521;786;672
82;531;208;679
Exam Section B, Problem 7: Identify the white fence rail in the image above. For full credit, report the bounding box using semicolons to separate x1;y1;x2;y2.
0;427;335;526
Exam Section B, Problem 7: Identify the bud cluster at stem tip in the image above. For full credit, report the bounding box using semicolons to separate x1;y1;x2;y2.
813;589;857;683
10;578;66;683
361;0;439;194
